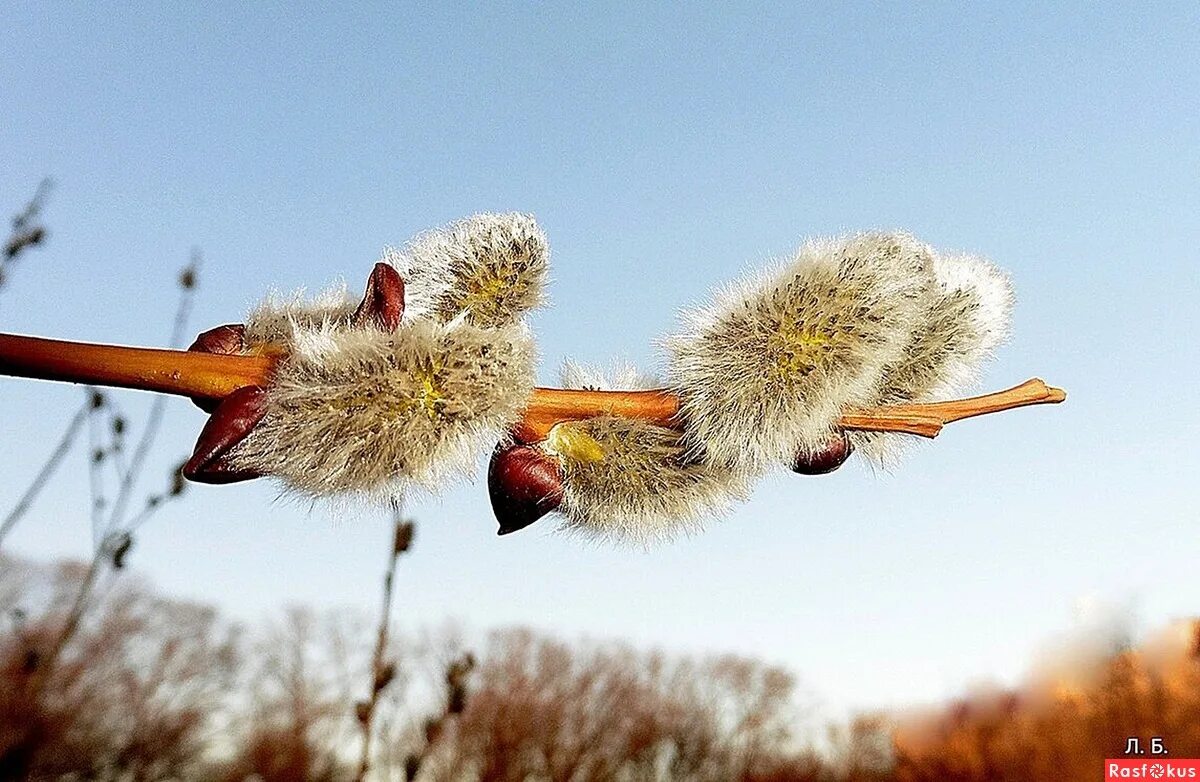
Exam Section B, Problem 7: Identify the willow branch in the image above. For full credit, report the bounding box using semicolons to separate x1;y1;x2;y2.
0;333;273;399
0;333;1066;439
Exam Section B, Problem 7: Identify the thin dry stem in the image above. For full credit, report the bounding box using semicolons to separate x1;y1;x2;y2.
0;401;89;546
0;333;1066;439
355;505;410;782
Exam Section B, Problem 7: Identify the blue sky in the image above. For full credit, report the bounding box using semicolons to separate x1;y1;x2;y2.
2;3;1198;717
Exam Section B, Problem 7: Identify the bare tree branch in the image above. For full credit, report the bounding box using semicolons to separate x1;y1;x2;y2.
0;400;89;547
1;178;53;288
354;502;413;782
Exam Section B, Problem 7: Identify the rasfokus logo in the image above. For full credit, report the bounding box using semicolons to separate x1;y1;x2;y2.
1106;760;1200;779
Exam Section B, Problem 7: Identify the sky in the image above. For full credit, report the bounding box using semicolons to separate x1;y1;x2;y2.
2;2;1198;720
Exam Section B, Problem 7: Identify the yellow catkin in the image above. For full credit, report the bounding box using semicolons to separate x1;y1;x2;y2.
545;423;606;463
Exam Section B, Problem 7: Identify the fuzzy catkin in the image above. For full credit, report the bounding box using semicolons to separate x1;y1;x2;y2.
666;232;934;473
551;364;747;544
850;252;1013;465
228;213;549;500
232;319;537;499
244;285;357;348
383;212;549;328
554;417;748;544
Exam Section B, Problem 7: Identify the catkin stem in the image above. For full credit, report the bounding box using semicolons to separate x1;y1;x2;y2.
0;332;1065;438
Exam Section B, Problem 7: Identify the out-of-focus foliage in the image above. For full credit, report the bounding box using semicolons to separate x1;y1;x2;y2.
215;607;368;782
423;627;825;782
4;552;1199;782
893;619;1200;782
0;555;238;780
0;554;842;781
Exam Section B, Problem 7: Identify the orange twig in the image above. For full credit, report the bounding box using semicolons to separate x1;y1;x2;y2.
0;333;1066;439
840;379;1068;435
0;333;272;400
513;388;681;442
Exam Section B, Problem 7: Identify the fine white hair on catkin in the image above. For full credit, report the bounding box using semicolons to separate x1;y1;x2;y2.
931;252;1014;369
382;212;549;328
551;364;748;545
231;319;537;500
666;232;934;473
851;251;1014;466
559;359;659;392
243;283;357;348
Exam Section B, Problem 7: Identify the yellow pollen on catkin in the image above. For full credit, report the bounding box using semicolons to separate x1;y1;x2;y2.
408;357;446;420
545;423;606;464
768;318;836;379
468;269;508;305
444;267;514;323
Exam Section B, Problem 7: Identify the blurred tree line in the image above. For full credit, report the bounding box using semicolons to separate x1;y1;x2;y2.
0;551;891;781
6;551;1200;782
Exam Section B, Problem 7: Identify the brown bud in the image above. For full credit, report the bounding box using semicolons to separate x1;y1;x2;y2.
183;385;269;484
791;432;853;475
373;661;397;694
488;443;563;535
352;262;405;331
179;265;197;290
392;520;415;555
188;323;246;356
107;532;134;570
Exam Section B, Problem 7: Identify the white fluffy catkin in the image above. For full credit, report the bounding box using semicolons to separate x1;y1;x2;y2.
233;318;537;499
666;232;934;473
850;251;1013;465
229;213;548;499
552;364;748;544
382;212;549;328
244;284;357;349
